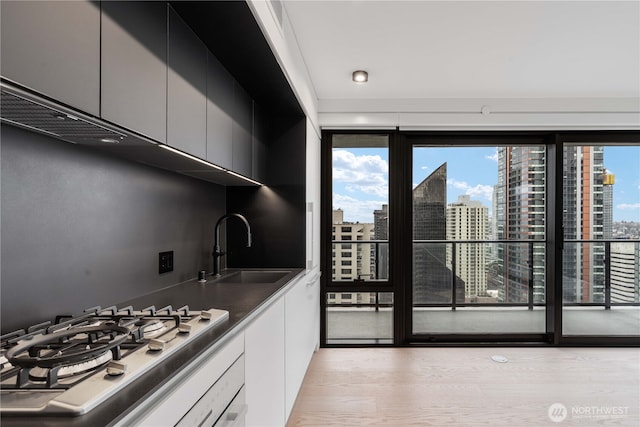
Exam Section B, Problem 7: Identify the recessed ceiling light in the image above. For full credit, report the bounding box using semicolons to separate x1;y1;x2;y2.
352;70;368;84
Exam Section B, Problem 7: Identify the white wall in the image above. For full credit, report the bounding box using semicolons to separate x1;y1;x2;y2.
318;97;640;130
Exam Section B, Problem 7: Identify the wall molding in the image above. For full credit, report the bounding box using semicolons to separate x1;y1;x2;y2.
319;98;640;130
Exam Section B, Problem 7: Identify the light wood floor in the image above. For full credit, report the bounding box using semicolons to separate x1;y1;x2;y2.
287;347;640;426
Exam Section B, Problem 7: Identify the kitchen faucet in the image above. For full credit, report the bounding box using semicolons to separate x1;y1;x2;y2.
213;213;252;276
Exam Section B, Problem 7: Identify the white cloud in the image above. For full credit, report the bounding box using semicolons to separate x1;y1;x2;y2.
421;166;430;171
448;178;469;191
333;150;388;197
467;184;494;201
333;194;387;223
447;178;493;202
486;149;499;162
617;203;640;210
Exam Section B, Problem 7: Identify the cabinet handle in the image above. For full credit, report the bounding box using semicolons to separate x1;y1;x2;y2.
218;404;248;427
306;271;321;285
196;409;214;427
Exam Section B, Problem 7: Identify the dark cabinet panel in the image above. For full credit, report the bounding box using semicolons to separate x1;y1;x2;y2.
0;0;100;116
253;102;268;183
206;52;234;170
168;6;207;159
232;82;253;177
101;1;167;143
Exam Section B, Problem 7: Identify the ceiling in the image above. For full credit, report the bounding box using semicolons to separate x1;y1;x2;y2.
283;1;640;107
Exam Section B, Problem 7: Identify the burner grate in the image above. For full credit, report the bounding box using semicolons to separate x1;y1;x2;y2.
6;324;130;388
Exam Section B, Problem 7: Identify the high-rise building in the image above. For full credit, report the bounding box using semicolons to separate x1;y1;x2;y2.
331;209;374;281
373;204;389;280
563;146;606;303
602;171;639;304
494;145;610;305
329;209;376;306
610;242;640;303
494;146;546;303
413;163;464;304
603;170;615;239
446;195;489;301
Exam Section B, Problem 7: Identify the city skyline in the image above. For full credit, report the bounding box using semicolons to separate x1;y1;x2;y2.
332;146;640;223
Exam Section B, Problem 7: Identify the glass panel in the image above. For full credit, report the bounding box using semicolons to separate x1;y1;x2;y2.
611;242;640;303
326;292;393;344
331;134;389;282
412;145;546;335
413;242;455;304
412;242;546;334
562;144;640;336
331;242;389;281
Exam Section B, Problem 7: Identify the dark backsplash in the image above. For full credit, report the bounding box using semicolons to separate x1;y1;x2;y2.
1;124;226;334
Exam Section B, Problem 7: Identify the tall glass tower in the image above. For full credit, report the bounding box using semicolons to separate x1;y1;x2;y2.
563;146;606;303
494;146;546;303
413;163;465;304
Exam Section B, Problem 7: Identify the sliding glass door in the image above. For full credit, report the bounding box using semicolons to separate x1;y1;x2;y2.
324;133;393;344
409;140;548;341
561;142;640;339
321;130;640;346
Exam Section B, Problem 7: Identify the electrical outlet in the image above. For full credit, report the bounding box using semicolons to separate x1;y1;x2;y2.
159;251;174;274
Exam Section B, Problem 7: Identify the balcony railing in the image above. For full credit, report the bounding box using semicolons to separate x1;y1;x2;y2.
330;239;640;309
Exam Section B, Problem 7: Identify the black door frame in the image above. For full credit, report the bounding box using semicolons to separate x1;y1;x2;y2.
321;129;640;347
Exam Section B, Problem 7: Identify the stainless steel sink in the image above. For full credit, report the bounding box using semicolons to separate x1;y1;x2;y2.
212;270;291;285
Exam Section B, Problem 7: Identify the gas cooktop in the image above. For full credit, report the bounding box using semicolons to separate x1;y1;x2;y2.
0;305;229;415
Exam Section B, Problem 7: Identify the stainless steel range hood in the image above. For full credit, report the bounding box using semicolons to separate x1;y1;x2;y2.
0;80;261;186
0;81;153;147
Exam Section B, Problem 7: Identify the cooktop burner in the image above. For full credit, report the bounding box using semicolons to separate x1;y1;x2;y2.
28;352;114;381
5;323;129;387
0;305;229;415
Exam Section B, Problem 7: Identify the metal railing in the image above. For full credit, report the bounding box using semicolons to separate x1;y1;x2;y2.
330;239;640;310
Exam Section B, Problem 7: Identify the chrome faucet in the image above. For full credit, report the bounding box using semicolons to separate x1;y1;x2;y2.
213;213;252;276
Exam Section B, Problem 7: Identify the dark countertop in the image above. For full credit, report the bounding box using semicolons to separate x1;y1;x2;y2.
1;268;305;427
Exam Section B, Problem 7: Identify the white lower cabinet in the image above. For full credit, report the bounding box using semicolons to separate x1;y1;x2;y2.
244;298;286;427
244;272;320;426
117;272;318;427
118;332;245;427
285;271;320;418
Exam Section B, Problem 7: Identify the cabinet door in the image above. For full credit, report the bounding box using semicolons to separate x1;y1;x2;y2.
206;51;234;170
101;1;167;143
306;120;321;269
0;0;100;116
168;6;207;159
232;82;253;177
245;298;285;427
252;102;268;183
285;274;320;418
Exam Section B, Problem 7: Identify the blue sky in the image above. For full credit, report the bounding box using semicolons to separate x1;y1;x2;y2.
333;146;640;223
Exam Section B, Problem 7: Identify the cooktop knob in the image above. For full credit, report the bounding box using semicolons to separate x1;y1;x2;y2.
178;323;192;333
106;361;127;376
200;310;213;320
148;339;165;351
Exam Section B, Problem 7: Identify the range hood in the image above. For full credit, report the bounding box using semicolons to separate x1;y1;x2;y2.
0;80;261;186
0;81;150;146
